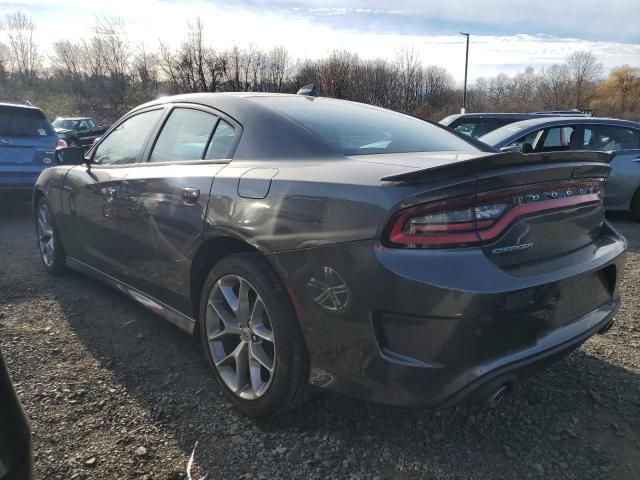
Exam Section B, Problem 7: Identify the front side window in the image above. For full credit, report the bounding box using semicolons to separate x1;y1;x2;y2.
150;108;219;162
582;125;640;151
538;126;575;151
93;109;163;166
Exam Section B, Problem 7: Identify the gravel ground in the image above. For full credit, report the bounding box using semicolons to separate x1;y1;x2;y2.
1;200;639;480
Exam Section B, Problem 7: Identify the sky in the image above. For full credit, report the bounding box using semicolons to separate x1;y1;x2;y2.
2;0;640;82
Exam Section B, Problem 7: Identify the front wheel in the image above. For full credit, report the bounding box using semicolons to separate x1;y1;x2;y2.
199;253;309;417
35;197;66;274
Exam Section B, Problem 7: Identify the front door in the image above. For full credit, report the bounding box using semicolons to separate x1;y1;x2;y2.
117;105;239;315
63;108;165;278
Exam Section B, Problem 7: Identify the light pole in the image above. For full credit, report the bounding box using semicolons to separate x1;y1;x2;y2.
460;32;470;114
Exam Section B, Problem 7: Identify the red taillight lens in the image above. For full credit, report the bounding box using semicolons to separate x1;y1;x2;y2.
387;181;603;248
56;138;68;149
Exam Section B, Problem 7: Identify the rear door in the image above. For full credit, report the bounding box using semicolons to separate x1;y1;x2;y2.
62;107;165;277
116;105;240;314
577;124;640;209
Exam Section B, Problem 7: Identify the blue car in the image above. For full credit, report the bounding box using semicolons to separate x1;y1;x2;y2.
0;103;63;197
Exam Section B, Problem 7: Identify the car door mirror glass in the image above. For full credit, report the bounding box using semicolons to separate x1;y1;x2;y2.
55;146;87;165
499;143;522;153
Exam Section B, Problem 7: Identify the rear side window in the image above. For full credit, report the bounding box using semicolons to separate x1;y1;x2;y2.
0;106;54;137
93;109;163;165
150;108;219;162
252;97;478;155
205;120;236;159
582;125;640;151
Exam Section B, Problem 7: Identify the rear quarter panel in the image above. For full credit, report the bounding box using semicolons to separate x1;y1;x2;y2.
205;158;477;252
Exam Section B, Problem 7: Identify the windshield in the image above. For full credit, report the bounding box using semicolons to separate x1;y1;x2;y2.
479;123;529;146
252;97;479;156
52;119;79;130
0;106;55;138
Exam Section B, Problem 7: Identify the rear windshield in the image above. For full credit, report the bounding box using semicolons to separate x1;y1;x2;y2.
0;106;55;138
479;123;528;146
52;119;79;130
252;97;479;156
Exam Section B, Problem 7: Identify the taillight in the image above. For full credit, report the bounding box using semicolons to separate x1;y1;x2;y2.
56;138;67;149
387;181;603;248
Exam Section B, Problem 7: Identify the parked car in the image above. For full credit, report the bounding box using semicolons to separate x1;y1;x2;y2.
35;93;625;417
0;348;33;480
479;117;640;219
440;110;589;138
0;102;65;197
52;117;110;149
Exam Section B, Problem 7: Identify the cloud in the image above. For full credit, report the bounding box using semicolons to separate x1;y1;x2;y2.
2;0;639;82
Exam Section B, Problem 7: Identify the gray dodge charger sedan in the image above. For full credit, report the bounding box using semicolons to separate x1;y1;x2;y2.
34;93;626;417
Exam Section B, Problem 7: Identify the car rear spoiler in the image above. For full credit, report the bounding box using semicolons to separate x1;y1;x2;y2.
380;151;615;184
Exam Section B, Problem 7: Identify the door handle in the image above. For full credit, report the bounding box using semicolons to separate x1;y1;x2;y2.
105;186;117;201
182;187;200;204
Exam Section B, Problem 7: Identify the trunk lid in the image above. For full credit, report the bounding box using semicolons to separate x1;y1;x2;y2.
377;150;613;270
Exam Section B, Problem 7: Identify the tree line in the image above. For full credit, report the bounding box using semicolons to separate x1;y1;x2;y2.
0;12;638;123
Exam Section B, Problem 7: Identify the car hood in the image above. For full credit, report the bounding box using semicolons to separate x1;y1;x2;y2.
54;128;73;135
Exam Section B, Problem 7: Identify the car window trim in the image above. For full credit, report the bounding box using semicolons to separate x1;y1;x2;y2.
501;122;640;150
142;103;242;165
88;106;166;168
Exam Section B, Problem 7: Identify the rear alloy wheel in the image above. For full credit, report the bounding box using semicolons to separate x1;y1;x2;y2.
200;253;309;417
36;197;66;274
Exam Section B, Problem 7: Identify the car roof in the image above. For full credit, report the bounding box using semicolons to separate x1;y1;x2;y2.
133;92;317;123
131;93;345;160
498;116;640;130
0;102;43;112
445;111;592;121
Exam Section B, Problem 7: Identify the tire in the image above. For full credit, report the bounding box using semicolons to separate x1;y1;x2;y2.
35;197;66;274
199;252;309;417
68;137;79;147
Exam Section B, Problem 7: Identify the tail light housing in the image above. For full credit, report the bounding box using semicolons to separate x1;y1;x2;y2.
387;181;604;248
55;138;68;149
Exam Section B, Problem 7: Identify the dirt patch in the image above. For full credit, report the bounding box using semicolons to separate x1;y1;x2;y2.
1;201;639;479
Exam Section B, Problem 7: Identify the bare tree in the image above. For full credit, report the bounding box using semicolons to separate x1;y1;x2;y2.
131;44;159;101
566;51;603;108
0;41;10;84
263;46;290;92
51;40;87;100
395;47;421;112
2;12;40;83
538;64;572;109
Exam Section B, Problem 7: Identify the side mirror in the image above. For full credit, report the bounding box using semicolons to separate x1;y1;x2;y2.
55;147;88;166
499;144;522;153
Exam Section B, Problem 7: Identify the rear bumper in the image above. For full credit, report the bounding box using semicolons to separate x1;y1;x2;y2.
0;173;40;190
270;222;626;408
